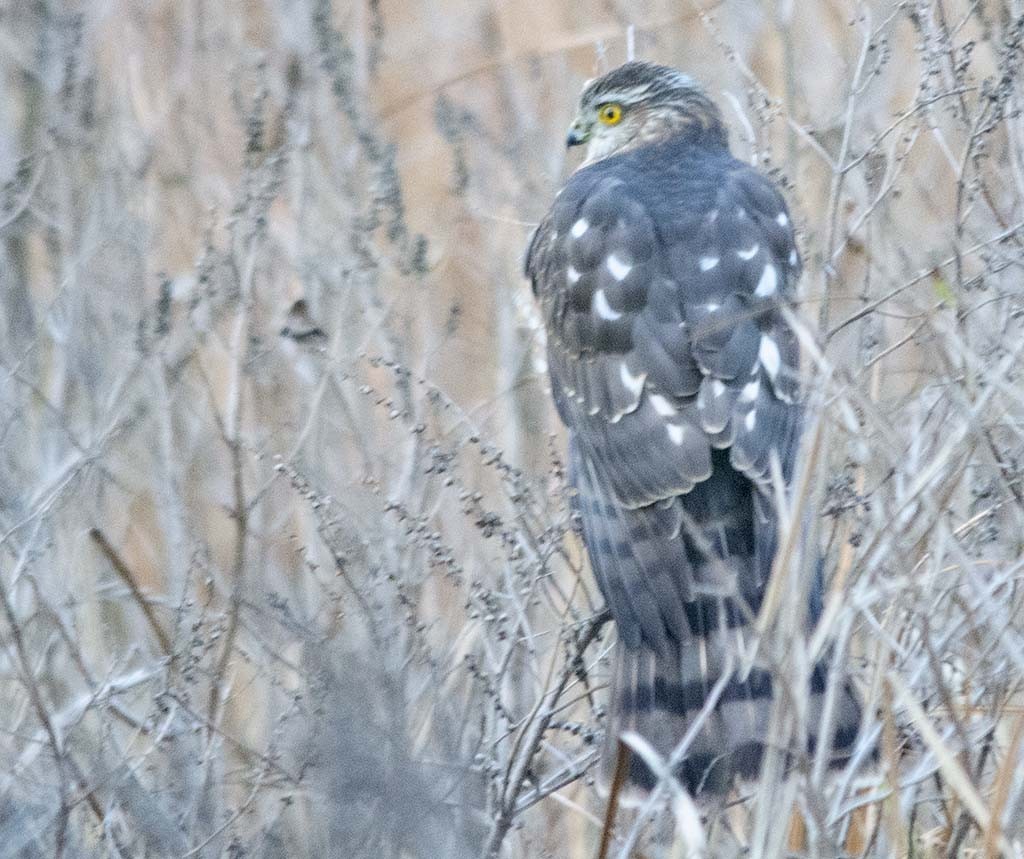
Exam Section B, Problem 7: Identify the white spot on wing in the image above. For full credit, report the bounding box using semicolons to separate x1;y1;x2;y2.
699;256;720;272
667;424;686;445
649;394;675;416
740;379;760;402
789;249;799;268
737;243;760;260
744;409;757;431
711;379;726;397
754;264;778;297
566;266;581;284
706;302;720;312
593;289;622;320
759;335;782;380
606;254;632;281
571;218;589;238
776;212;789;227
619;363;646;397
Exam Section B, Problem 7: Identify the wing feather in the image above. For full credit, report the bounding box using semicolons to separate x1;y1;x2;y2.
527;149;805;647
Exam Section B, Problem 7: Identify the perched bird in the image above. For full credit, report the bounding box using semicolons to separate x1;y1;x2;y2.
525;61;860;796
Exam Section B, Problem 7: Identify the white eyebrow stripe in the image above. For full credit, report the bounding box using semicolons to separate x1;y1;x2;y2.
588;85;650;105
754;264;778;297
606;254;632;281
737;243;760;260
593;289;622;320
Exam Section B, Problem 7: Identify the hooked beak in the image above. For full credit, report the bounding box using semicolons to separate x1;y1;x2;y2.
566;121;588;148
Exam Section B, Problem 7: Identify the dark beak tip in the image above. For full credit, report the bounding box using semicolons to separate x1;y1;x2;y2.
566;130;585;148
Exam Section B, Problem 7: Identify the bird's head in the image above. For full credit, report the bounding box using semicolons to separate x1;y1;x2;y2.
566;61;727;164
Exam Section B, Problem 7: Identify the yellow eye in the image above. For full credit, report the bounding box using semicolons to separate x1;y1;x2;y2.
598;103;623;125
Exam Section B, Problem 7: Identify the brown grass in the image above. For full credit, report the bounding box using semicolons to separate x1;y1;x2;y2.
2;0;1024;856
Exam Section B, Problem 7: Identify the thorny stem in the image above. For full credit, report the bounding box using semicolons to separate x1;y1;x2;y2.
483;611;610;857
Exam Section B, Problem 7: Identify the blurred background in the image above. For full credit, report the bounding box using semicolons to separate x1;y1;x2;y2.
2;0;1024;856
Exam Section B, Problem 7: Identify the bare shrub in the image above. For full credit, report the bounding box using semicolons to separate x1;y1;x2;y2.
2;1;1024;856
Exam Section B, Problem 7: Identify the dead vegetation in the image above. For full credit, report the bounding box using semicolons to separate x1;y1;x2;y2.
2;0;1024;856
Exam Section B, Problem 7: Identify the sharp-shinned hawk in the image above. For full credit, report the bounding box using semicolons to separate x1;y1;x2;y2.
525;61;861;796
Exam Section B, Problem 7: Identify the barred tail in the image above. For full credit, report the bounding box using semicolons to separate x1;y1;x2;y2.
600;632;863;799
569;440;862;797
